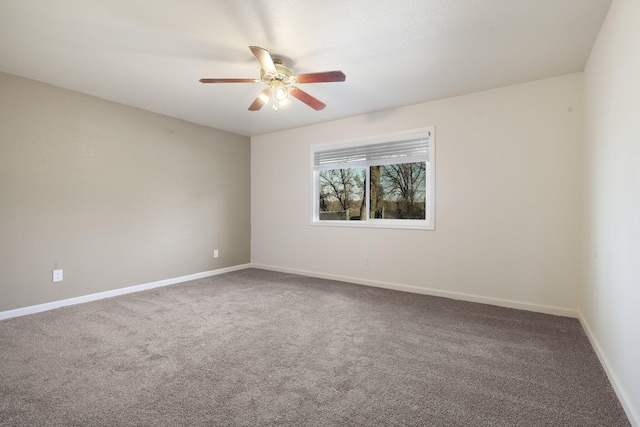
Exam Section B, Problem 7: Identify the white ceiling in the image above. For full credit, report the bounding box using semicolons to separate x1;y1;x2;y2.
0;0;612;137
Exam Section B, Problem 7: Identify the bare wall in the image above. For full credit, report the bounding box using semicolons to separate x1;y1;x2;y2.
583;0;640;422
0;72;250;312
251;73;584;315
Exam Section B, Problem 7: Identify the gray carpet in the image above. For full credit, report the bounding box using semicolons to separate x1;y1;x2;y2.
0;268;629;426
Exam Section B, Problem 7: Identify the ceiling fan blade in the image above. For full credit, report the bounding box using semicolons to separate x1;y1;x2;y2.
248;88;272;111
294;71;346;84
249;46;277;74
200;78;258;83
290;87;326;110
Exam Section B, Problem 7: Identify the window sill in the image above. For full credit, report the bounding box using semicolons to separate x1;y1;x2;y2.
310;220;434;231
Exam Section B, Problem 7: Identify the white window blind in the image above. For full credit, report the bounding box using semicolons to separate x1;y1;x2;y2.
314;133;430;170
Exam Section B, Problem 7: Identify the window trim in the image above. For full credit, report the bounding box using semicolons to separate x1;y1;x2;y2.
310;127;435;230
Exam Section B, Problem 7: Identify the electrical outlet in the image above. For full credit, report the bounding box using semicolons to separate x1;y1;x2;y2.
53;269;63;282
214;249;219;258
364;257;370;266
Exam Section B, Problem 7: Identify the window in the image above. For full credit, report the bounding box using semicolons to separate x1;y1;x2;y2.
311;127;435;230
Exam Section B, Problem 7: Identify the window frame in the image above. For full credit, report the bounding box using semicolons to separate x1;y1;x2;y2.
310;127;435;230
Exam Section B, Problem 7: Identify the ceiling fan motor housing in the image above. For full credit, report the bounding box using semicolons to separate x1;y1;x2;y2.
260;59;294;86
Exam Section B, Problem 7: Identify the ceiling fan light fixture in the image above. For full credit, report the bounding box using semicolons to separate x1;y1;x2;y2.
271;93;290;112
277;96;290;107
273;85;289;102
258;90;271;104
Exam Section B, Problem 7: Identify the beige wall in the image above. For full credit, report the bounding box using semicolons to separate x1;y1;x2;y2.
252;73;584;315
0;72;250;312
583;0;640;421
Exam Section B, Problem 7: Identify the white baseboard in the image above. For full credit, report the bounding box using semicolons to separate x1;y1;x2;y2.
1;262;576;321
0;264;251;321
249;263;579;318
578;314;639;427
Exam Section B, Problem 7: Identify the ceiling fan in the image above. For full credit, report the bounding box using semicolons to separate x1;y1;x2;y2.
200;46;346;112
